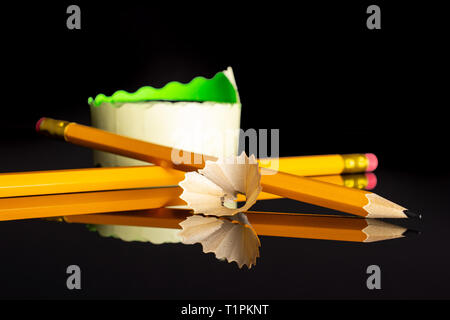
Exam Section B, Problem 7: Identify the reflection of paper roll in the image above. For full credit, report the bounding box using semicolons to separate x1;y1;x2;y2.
90;224;181;245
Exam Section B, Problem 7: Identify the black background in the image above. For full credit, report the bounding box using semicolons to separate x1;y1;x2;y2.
2;1;448;173
0;1;449;301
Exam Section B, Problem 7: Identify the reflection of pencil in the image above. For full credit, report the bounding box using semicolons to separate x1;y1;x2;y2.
246;211;415;242
259;153;378;175
316;173;377;190
253;173;377;200
0;187;184;221
63;208;417;243
0;162;376;198
36;118;419;219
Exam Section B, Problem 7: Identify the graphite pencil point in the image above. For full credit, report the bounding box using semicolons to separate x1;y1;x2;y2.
401;229;421;238
403;210;422;219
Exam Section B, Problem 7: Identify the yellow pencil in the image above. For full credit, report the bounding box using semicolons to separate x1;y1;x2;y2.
36;117;419;219
0;162;376;198
0;187;184;221
0;173;376;221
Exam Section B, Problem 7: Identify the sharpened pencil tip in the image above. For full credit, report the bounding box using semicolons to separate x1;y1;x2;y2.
403;210;422;219
401;229;421;237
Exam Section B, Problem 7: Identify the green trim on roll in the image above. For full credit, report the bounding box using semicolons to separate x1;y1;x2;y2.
88;71;238;106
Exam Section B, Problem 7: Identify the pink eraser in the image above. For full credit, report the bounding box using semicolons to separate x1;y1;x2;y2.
365;173;377;190
35;117;46;132
365;153;378;172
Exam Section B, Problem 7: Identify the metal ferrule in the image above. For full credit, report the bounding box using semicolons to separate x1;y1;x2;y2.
341;154;369;173
39;118;70;139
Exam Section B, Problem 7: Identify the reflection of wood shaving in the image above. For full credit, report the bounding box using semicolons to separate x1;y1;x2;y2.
178;213;260;269
178;152;262;268
179;152;262;217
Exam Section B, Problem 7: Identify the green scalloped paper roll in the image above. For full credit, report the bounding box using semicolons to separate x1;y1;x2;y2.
88;67;242;168
88;70;239;107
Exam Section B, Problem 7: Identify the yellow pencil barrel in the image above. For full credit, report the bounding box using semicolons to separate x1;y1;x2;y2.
0;165;375;198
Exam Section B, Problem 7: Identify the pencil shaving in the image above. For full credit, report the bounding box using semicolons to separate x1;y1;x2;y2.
178;213;260;268
179;152;262;216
